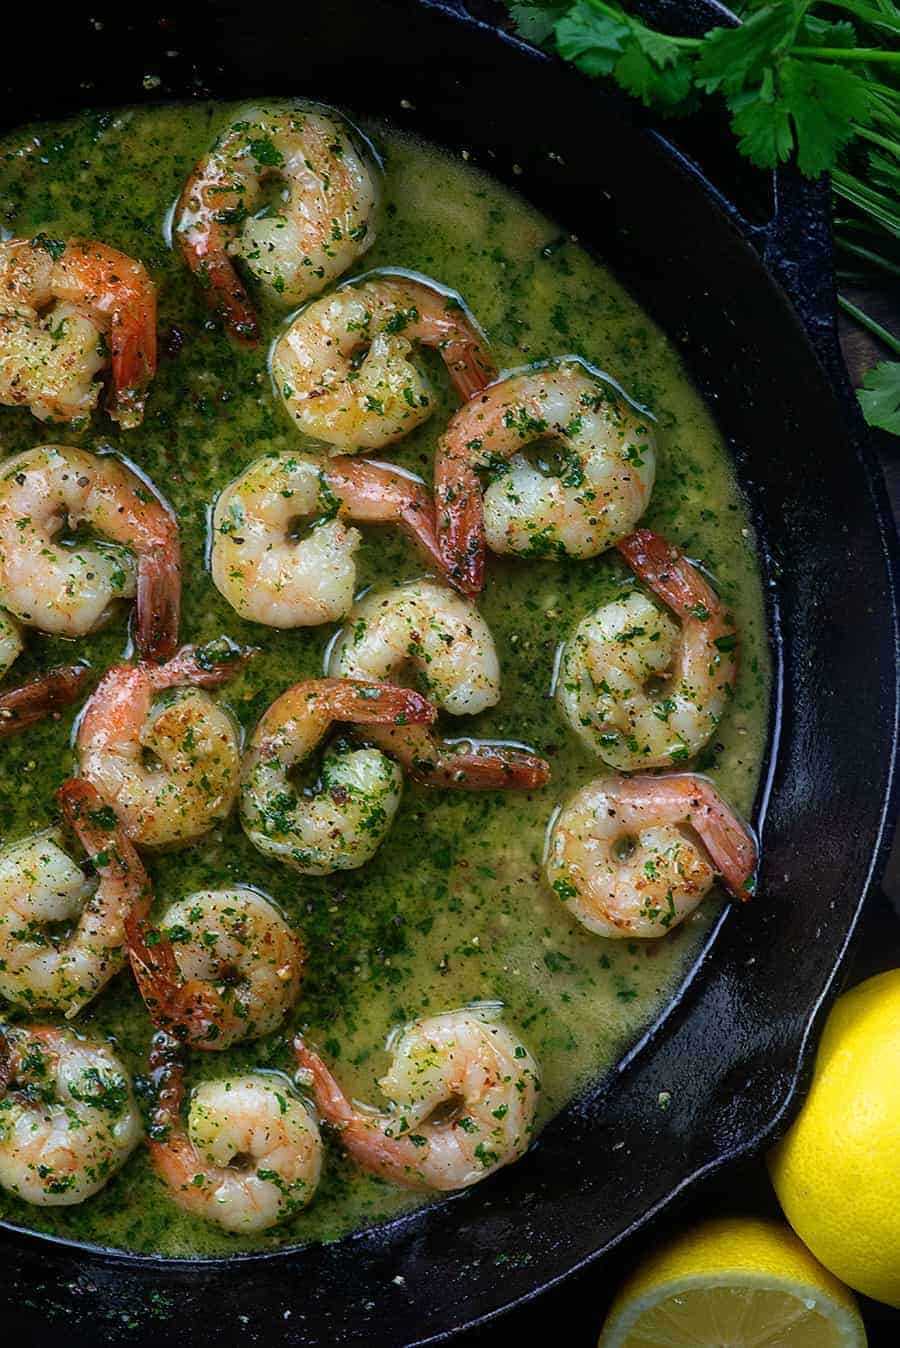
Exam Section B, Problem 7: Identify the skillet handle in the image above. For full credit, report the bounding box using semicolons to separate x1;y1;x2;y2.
742;166;846;384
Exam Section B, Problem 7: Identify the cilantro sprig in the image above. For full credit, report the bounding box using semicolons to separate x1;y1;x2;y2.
505;0;900;436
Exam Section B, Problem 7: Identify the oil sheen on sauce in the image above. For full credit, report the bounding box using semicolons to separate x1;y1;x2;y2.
0;103;770;1256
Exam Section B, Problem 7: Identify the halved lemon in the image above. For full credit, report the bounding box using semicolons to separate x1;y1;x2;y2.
597;1217;866;1347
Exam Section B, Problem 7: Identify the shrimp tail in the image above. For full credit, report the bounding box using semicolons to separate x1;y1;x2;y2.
108;300;158;430
293;1037;357;1129
293;1035;430;1190
0;663;88;739
443;338;498;402
617;529;720;622
137;540;182;663
125;908;225;1048
692;779;758;902
153;641;253;691
60;240;158;429
326;458;450;582
435;462;485;596
57;778;150;905
316;677;436;727
176;202;260;345
413;741;551;791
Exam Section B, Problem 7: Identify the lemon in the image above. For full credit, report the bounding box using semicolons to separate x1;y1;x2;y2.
769;967;900;1308
597;1217;865;1346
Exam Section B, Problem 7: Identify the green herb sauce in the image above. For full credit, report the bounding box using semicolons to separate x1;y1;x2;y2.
0;103;769;1256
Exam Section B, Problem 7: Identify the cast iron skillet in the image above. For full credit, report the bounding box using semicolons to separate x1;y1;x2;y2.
1;1;898;1343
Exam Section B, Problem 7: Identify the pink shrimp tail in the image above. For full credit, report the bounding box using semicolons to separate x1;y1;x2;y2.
293;1037;356;1129
435;460;486;596
691;779;758;901
617;529;720;621
175;166;260;344
0;664;88;738
418;742;550;791
126;907;225;1048
443;338;498;402
62;241;158;428
617;773;757;904
136;539;182;663
152;641;253;690
312;677;436;727
326;458;451;583
57;778;150;899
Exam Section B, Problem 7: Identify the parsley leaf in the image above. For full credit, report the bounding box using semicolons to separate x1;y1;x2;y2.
858;361;900;434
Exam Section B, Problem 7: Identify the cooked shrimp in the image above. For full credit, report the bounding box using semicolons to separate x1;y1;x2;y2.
0;235;156;427
557;530;739;768
271;272;497;452
546;773;757;939
0;1024;141;1205
77;644;246;848
328;580;549;790
174;102;380;342
0;445;180;661
296;1007;540;1191
0;611;87;737
147;1032;321;1233
240;677;434;874
127;887;303;1049
0;779;149;1017
436;360;656;593
211;451;446;627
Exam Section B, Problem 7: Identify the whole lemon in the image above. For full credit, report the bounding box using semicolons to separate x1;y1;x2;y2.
769;967;900;1308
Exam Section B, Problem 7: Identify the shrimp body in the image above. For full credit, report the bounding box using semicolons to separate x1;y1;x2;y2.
436;361;656;593
0;236;156;427
558;530;739;768
328;580;549;790
546;773;757;939
296;1008;540;1191
77;645;245;848
271;273;497;452
0;445;180;660
0;779;149;1017
174;103;380;341
211;452;445;627
240;678;435;874
151;1060;322;1233
128;888;303;1049
0;1025;141;1205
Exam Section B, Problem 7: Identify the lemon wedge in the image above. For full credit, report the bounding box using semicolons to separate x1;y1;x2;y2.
597;1217;866;1347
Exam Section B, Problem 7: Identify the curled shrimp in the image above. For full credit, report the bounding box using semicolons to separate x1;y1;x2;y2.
211;451;447;627
545;773;757;939
0;445;180;661
0;612;87;737
240;677;435;874
0;1024;142;1205
0;779;150;1017
147;1033;322;1233
436;360;656;594
0;235;156;427
558;530;739;768
328;580;549;790
296;1007;540;1192
127;887;303;1049
76;643;246;849
271;271;497;453
174;102;380;342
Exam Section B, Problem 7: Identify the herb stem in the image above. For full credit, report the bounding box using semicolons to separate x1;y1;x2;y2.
835;236;900;279
838;294;900;357
792;46;900;62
